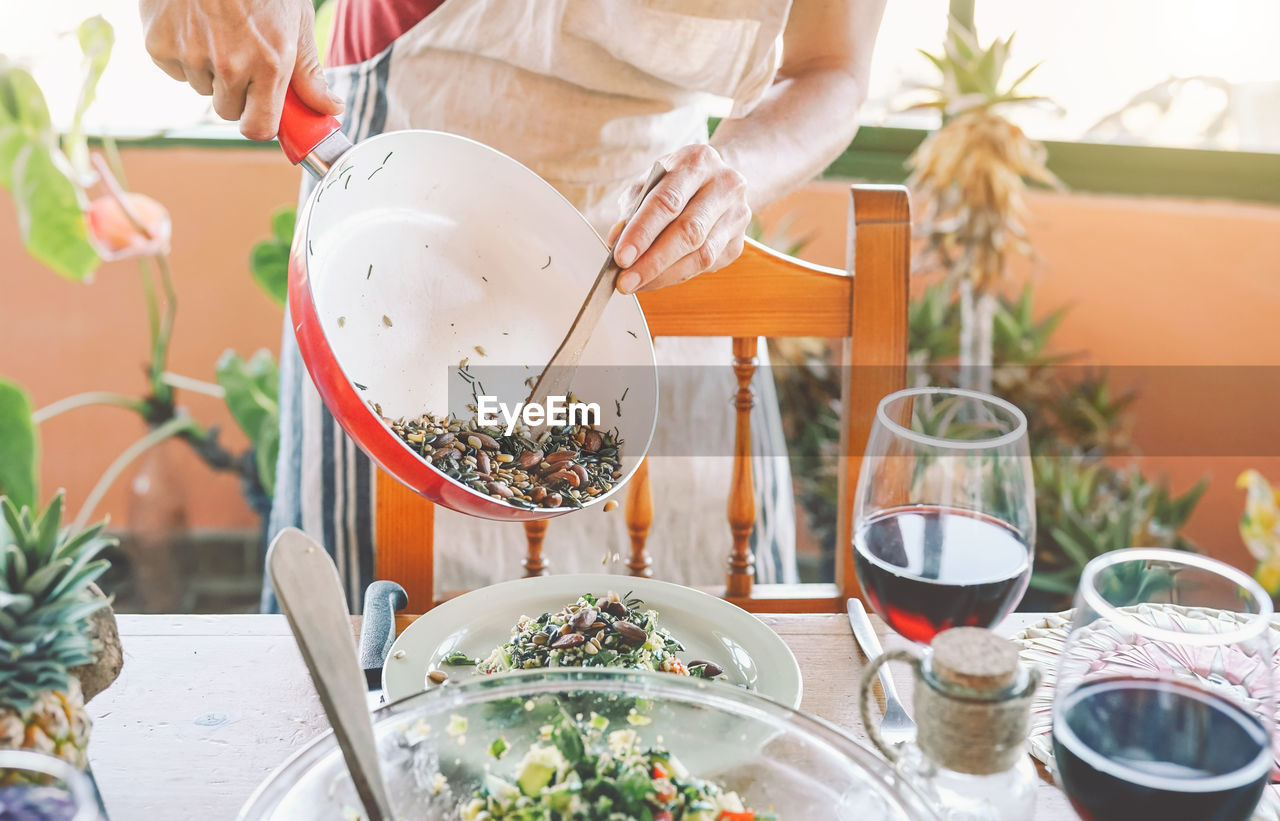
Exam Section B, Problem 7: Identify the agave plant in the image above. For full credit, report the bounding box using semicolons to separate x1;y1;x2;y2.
907;18;1062;393
1027;458;1206;607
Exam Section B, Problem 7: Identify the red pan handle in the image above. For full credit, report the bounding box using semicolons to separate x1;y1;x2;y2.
278;86;343;166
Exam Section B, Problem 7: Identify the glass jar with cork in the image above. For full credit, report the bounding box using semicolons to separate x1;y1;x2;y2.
859;626;1041;820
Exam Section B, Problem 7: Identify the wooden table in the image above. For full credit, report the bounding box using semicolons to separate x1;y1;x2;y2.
88;613;1075;820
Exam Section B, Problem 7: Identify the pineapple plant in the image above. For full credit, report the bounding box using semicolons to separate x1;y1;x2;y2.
906;17;1061;393
0;492;115;768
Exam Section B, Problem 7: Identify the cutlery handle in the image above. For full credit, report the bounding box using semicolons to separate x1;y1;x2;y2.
847;598;904;705
268;528;395;821
358;581;409;691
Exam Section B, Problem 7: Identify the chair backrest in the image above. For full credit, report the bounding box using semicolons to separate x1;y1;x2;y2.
374;183;910;613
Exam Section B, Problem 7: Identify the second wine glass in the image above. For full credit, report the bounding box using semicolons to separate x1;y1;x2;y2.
852;387;1035;643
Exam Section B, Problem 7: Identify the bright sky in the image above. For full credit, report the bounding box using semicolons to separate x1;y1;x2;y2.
2;0;1277;151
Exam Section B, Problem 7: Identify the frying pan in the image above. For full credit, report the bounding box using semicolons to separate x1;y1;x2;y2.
277;90;658;521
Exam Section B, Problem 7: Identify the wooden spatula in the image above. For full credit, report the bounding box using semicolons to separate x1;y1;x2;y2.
525;162;666;439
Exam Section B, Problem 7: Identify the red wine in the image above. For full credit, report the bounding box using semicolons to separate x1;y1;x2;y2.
1054;677;1270;821
853;505;1030;642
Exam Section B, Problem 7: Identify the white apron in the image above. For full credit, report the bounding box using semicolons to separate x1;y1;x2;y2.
268;0;797;609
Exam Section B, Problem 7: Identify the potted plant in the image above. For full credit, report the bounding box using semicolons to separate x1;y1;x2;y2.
0;18;282;573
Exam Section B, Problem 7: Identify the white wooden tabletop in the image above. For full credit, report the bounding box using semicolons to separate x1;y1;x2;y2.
87;613;1076;820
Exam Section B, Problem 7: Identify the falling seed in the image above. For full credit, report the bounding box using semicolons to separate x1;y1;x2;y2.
474;345;487;356
382;315;393;327
460;357;470;369
604;500;619;512
541;256;551;269
337;316;346;327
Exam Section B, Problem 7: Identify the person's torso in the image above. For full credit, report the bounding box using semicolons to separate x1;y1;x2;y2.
326;0;791;231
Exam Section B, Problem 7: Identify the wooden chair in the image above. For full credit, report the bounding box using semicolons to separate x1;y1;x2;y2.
375;184;909;617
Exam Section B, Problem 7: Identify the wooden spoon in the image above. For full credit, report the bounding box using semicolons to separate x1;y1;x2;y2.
525;162;666;438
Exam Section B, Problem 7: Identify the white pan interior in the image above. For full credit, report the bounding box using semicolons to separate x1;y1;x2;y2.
301;130;658;483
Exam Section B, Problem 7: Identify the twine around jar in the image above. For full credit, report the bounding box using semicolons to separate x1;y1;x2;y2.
859;632;1041;776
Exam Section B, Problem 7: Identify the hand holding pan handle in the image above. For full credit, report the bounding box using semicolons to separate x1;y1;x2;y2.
278;86;354;177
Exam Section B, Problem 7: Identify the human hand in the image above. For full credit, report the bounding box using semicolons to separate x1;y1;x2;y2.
610;144;750;294
141;0;344;140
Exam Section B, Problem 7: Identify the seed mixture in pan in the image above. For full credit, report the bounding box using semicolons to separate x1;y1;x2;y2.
379;408;623;510
464;592;724;679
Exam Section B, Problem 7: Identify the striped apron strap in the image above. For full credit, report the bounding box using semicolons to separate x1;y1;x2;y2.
264;52;396;613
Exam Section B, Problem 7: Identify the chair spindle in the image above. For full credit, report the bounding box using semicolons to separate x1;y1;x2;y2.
522;520;549;576
727;336;758;597
625;458;654;577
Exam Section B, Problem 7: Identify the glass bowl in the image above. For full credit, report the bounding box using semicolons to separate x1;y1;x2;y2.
240;670;938;820
0;750;102;821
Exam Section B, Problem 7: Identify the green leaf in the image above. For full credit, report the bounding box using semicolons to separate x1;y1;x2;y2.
11;143;99;280
271;207;296;245
21;558;69;598
0;379;38;510
1028;569;1079;594
0;61;54;190
216;349;280;492
1049;524;1095;569
254;414;279;497
551;720;584;764
249;243;289;308
917;48;948;76
32;492;62;564
65;15;115;179
249;206;295;307
1006;61;1044;94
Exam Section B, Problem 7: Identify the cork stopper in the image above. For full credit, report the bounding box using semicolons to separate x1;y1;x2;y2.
913;627;1040;775
930;627;1020;693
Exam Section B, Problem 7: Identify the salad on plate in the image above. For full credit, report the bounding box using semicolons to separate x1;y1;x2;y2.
441;592;723;682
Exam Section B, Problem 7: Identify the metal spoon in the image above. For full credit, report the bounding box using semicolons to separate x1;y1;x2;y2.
267;527;395;821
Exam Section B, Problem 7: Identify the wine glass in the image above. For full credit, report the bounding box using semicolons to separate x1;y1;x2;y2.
852;386;1035;643
1051;549;1275;821
0;750;103;820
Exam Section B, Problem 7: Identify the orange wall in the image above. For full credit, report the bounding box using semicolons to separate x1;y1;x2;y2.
2;150;1277;572
758;182;1280;570
0;147;298;530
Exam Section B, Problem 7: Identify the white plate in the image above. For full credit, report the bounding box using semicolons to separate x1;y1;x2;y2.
383;574;802;707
